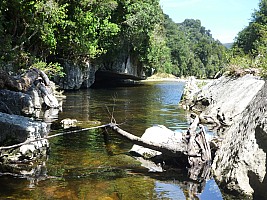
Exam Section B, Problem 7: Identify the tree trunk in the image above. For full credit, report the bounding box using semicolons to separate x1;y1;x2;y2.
108;114;212;163
109;123;186;158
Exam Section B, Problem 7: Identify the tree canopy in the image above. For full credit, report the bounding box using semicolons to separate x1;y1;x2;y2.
0;0;227;79
230;0;267;76
163;16;227;78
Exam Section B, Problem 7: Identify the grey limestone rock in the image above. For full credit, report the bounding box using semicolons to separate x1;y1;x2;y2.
54;60;96;90
0;112;48;163
182;75;267;197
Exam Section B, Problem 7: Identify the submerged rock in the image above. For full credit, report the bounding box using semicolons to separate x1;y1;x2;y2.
181;74;267;198
60;118;78;129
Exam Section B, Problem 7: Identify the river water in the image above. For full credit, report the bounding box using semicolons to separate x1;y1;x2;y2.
0;81;225;200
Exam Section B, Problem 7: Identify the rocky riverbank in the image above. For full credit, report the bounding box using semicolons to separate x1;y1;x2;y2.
0;69;63;174
181;74;267;199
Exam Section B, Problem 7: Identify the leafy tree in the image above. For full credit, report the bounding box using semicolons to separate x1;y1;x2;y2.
56;0;119;60
95;0;165;74
230;0;267;76
0;0;68;71
163;16;227;78
146;24;173;74
0;0;227;80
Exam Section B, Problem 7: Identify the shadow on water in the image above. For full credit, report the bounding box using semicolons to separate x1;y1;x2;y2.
0;81;225;199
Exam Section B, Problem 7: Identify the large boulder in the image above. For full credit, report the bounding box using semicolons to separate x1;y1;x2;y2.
182;75;267;198
0;89;34;115
197;75;264;127
0;112;48;163
212;79;267;198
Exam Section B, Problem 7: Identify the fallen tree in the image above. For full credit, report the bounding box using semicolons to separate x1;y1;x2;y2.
108;114;213;182
109;123;186;157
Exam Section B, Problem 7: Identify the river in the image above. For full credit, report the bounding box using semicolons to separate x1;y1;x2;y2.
0;81;226;199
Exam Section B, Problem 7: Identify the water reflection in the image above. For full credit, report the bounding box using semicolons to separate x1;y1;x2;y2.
155;182;186;199
0;81;225;199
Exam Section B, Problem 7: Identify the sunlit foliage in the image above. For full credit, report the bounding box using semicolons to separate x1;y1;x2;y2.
230;0;267;77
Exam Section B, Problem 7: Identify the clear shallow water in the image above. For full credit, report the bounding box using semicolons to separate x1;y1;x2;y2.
0;81;224;200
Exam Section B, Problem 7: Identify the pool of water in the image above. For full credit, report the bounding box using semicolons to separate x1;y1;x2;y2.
0;81;225;199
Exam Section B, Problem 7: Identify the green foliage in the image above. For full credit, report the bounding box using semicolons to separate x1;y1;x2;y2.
34;1;68;52
146;24;173;74
123;0;162;51
57;0;120;59
0;0;120;71
30;61;65;78
0;0;227;79
163;16;227;78
231;0;267;77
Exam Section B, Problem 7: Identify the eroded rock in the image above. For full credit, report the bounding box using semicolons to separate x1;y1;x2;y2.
54;59;96;90
212;80;267;198
0;112;48;163
181;75;267;198
0;69;61;174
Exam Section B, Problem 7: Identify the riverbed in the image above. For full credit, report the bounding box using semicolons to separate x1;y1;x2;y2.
0;81;225;199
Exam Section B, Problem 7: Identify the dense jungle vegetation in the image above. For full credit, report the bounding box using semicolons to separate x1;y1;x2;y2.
0;0;266;78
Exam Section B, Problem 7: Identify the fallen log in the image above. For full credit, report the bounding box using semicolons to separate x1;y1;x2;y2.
109;123;187;158
109;114;212;164
108;116;212;182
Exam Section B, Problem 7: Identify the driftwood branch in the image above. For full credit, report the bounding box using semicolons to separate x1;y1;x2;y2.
109;114;212;163
109;116;212;182
109;123;186;157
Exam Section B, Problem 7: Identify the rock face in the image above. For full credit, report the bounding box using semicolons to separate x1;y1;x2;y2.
195;75;264;127
0;112;48;163
212;79;267;198
54;54;143;89
111;54;142;77
0;89;34;115
182;75;267;198
180;76;201;110
54;59;97;90
0;69;61;175
0;69;61;116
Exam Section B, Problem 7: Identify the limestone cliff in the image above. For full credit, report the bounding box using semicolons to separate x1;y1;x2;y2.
54;54;143;90
182;75;267;198
53;59;97;90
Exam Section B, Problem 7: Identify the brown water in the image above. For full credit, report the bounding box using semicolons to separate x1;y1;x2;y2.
0;81;224;200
